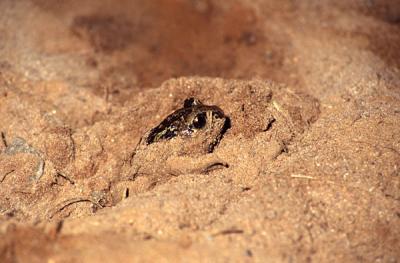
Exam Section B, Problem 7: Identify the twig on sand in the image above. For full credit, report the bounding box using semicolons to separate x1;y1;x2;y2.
212;228;244;237
68;128;76;161
290;174;315;180
36;160;45;181
1;131;7;148
49;198;102;219
56;172;75;185
0;169;15;183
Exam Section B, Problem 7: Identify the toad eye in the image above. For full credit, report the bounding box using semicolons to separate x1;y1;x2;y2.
192;112;207;129
212;111;222;119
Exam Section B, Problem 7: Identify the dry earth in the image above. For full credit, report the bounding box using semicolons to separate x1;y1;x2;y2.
0;0;400;262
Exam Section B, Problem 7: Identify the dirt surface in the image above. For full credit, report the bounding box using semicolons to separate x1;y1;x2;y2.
0;0;399;262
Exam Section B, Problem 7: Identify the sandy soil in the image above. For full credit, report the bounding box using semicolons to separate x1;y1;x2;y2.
0;0;399;262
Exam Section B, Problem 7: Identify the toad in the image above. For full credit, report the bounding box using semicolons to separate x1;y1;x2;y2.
128;98;231;189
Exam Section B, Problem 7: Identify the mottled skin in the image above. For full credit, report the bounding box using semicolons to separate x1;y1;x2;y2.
128;98;230;189
146;98;229;153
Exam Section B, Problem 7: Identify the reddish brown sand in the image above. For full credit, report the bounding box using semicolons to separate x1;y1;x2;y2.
1;0;400;262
